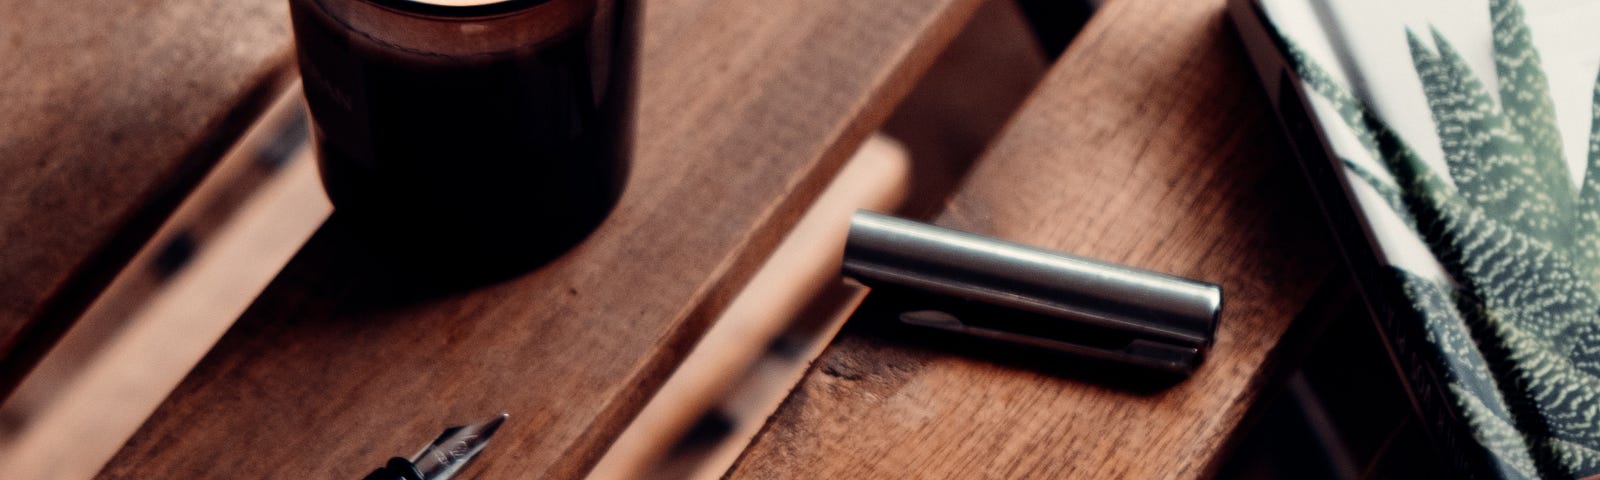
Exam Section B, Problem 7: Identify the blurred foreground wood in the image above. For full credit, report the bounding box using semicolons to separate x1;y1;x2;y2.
0;0;293;395
0;90;325;480
98;0;985;477
727;0;1337;477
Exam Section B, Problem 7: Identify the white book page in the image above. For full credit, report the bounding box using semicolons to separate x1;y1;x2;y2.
1261;0;1600;280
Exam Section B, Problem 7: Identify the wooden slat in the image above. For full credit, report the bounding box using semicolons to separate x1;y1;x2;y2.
727;0;1338;478
0;0;294;393
588;135;907;479
97;0;982;477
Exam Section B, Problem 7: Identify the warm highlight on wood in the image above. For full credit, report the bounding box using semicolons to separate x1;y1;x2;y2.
0;0;294;394
97;0;983;478
726;0;1337;477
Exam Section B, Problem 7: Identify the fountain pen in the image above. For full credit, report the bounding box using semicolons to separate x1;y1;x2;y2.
362;413;508;480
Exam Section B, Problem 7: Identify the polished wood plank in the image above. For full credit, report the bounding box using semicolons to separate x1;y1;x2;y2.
0;0;294;394
98;0;983;477
727;0;1338;477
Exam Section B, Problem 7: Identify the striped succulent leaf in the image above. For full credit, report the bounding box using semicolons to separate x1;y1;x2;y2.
1576;72;1600;290
1280;43;1418;224
1275;0;1600;476
1404;163;1600;475
1395;268;1539;479
1407;28;1573;248
1342;156;1418;226
1491;0;1568;185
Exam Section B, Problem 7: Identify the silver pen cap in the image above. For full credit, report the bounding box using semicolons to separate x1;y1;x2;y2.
842;211;1223;375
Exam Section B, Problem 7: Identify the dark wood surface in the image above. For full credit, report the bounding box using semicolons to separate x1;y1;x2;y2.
727;0;1339;477
97;0;983;477
0;0;294;394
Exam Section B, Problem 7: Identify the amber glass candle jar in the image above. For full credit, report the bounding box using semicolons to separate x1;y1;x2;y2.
288;0;635;272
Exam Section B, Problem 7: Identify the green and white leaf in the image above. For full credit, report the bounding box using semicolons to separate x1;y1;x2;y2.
1406;28;1572;248
1396;268;1540;479
1490;0;1568;189
1575;71;1600;292
1275;1;1600;475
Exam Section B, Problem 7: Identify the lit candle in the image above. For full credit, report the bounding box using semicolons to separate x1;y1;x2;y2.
287;0;636;275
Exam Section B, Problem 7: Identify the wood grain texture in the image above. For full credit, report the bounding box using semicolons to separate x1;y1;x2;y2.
0;0;294;393
727;0;1339;478
97;0;982;477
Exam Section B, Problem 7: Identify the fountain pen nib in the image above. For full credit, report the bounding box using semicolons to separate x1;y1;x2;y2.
409;413;508;480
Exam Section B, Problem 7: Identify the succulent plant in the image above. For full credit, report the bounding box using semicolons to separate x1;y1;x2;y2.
1279;0;1600;476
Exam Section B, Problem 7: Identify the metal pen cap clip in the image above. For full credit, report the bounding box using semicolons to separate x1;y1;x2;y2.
842;211;1223;375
